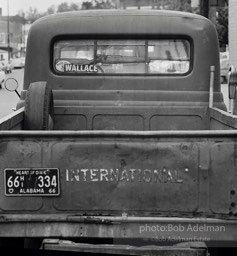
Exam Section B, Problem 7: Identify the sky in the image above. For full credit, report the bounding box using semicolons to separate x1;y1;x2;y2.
1;0;84;16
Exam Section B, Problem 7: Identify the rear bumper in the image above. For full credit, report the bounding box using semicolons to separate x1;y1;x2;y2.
42;239;208;255
0;215;235;243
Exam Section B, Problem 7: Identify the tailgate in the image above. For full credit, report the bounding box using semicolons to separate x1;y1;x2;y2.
0;130;199;213
0;130;237;216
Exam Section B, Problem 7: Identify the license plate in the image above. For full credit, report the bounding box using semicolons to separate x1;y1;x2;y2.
4;168;60;196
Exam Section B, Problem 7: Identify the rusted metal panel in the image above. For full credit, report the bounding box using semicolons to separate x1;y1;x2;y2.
1;129;237;245
51;140;198;212
1;130;237;217
210;143;237;215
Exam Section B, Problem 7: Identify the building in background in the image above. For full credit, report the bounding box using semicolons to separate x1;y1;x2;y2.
229;0;237;68
116;0;225;11
0;11;25;62
0;0;231;65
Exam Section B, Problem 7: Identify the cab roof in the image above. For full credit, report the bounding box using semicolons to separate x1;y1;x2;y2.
30;9;211;36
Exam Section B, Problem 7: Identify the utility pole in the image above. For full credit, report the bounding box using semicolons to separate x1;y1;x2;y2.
7;0;10;63
200;0;209;18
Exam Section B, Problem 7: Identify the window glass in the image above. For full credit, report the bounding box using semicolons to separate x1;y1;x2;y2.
148;40;190;74
54;39;190;74
96;40;146;74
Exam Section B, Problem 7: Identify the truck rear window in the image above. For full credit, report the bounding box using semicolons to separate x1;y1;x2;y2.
53;39;190;75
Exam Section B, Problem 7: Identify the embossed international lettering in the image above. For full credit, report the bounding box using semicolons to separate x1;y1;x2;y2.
65;168;187;183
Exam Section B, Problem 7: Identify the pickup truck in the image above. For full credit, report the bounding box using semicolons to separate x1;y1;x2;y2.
1;9;237;256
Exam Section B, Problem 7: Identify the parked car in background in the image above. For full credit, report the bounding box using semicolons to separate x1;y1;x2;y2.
11;57;25;69
0;60;13;74
220;51;229;84
0;67;6;89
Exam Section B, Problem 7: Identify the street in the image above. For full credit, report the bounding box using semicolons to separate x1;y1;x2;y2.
0;68;24;118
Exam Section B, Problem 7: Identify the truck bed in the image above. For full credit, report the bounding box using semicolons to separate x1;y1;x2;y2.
0;107;237;243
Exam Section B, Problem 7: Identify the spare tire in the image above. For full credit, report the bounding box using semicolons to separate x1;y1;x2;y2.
24;81;54;130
